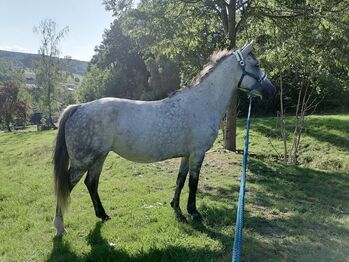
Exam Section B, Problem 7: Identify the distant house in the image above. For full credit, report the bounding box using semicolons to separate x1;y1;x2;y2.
65;84;76;92
25;77;35;84
25;84;38;89
25;76;37;89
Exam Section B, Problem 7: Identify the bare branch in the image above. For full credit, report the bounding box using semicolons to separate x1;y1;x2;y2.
267;135;281;159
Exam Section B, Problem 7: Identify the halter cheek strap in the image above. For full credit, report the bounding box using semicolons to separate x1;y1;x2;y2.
233;50;268;92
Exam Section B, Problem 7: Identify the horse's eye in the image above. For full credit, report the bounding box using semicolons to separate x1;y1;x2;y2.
255;64;260;68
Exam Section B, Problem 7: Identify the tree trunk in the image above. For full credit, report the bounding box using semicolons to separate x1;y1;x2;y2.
279;74;288;163
227;2;236;49
47;82;57;129
224;94;238;151
224;1;238;151
6;121;11;132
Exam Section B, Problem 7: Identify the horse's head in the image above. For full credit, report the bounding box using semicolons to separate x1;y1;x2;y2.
234;43;276;98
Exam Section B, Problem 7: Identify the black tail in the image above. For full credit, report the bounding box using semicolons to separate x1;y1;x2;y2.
53;104;80;214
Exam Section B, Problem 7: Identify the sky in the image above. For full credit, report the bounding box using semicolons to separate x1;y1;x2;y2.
0;0;115;61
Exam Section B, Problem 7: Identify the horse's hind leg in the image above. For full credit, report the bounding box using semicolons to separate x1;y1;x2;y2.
84;155;110;221
170;156;189;222
54;167;85;236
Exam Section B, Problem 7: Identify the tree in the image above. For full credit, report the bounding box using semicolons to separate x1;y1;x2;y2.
242;0;349;164
0;59;24;84
76;64;112;102
144;54;180;99
79;20;150;101
0;81;30;131
102;0;134;17
104;0;225;104
113;0;225;84
33;19;69;129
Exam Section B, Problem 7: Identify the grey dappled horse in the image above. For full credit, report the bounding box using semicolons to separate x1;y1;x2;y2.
53;43;275;236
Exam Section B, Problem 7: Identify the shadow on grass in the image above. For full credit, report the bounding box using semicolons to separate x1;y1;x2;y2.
47;221;226;262
243;158;349;261
304;117;349;151
248;158;349;207
197;157;349;260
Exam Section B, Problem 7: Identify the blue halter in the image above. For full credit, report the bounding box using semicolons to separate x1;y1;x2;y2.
233;50;268;93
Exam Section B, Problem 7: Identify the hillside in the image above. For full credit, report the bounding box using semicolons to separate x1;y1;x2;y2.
0;50;88;75
0;115;348;261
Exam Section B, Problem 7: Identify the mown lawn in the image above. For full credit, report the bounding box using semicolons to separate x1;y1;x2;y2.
0;115;348;261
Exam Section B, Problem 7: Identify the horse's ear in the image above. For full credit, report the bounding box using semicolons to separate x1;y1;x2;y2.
241;41;253;56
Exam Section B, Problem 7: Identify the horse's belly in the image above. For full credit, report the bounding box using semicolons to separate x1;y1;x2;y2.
111;130;187;163
112;149;178;163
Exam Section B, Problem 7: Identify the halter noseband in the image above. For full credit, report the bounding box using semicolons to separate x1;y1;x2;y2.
233;50;268;93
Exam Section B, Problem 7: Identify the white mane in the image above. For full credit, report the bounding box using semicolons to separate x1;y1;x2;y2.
192;49;233;85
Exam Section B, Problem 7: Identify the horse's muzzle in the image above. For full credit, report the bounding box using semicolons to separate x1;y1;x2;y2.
260;78;276;98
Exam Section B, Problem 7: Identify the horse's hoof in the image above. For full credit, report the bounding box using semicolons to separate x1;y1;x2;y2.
54;229;67;238
102;215;111;222
175;213;187;223
191;212;203;223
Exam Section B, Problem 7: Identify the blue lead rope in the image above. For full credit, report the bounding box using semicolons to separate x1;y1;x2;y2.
232;95;253;262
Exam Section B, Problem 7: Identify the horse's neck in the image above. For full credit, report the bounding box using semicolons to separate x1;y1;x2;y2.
196;57;240;122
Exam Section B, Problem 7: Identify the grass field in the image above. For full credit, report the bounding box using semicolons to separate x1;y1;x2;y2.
0;115;348;261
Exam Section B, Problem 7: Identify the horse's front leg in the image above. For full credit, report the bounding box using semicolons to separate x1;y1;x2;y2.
187;152;205;222
171;156;189;222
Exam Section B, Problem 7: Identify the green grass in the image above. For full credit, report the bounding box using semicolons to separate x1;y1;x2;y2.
0;115;348;261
